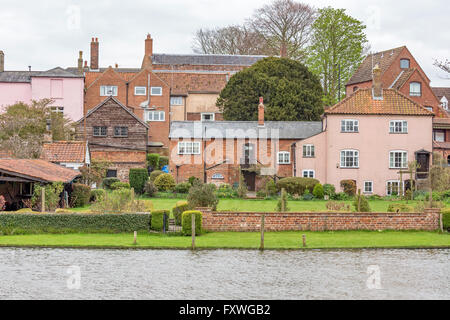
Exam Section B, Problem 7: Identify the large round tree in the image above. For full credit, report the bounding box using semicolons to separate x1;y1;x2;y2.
217;57;324;121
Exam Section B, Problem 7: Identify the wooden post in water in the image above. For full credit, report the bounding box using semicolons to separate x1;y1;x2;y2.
133;231;137;245
191;212;196;250
41;186;45;212
260;214;265;250
302;234;306;247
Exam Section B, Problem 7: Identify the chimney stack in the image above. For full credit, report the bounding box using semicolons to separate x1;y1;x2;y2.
372;64;382;99
141;34;153;69
0;51;4;72
258;97;265;126
77;51;83;74
90;37;99;70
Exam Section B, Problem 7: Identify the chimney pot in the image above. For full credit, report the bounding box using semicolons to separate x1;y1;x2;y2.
258;97;265;126
90;37;99;70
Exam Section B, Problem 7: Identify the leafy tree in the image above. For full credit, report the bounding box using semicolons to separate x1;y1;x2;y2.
31;182;64;211
217;57;323;121
307;7;368;105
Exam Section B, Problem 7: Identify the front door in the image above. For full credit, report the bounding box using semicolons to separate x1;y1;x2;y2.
416;152;430;179
243;171;256;191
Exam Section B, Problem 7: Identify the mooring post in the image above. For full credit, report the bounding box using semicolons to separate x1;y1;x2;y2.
41;187;45;212
133;231;137;245
191;212;196;250
302;234;306;247
260;214;265;250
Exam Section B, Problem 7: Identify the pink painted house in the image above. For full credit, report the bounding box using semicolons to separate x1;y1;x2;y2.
295;66;434;196
0;64;84;121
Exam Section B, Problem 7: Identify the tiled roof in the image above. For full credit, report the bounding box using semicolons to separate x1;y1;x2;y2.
390;68;415;89
0;67;82;83
91;151;146;163
433;117;450;129
156;72;228;95
151;54;266;66
325;88;434;116
347;46;405;86
41;141;86;163
433;141;450;150
0;159;80;183
432;87;450;100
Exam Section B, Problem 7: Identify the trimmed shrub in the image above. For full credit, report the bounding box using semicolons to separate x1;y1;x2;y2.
387;204;414;213
353;194;371;212
150;170;164;182
151;210;170;231
340;180;357;196
276;177;320;195
442;208;450;230
144;180;158;197
154;173;176;192
147;153;160;170
174;182;191;194
216;184;237;198
129;168;149;194
172;201;190;226
0;213;151;234
110;181;130;190
312;183;324;199
102;177;120;190
323;184;336;198
90;189;106;203
187;182;219;210
70;183;91;208
181;210;202;235
159;156;169;169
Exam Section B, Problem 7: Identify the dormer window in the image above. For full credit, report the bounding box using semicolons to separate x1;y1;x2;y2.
410;82;421;97
400;59;410;69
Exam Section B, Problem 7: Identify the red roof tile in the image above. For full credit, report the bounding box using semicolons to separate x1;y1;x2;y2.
326;88;434;116
41;141;86;163
0;159;80;183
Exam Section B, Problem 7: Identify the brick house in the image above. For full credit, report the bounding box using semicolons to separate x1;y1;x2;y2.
297;65;434;196
68;35;265;153
41;141;90;170
346;46;447;118
431;88;450;164
75;96;148;182
168;99;322;191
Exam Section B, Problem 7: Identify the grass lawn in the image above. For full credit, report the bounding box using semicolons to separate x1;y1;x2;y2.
0;231;448;249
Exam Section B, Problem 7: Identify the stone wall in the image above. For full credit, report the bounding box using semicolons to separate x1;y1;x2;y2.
200;208;440;232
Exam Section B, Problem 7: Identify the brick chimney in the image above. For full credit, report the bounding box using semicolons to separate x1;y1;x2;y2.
0;50;4;72
258;97;265;126
90;37;99;70
372;64;382;99
77;51;83;74
141;34;153;69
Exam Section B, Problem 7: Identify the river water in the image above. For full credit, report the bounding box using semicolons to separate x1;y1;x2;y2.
0;248;448;300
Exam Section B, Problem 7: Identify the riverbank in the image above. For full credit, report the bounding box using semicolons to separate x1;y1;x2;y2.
0;231;449;249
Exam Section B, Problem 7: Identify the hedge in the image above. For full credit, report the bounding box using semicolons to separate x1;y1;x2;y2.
103;177;120;190
387;204;414;213
129;168;149;194
276;177;319;195
151;210;169;231
110;181;131;190
90;189;106;203
442;208;450;230
70;183;91;208
150;170;164;182
181;210;202;236
0;213;151;234
147;153;160;170
172;201;190;226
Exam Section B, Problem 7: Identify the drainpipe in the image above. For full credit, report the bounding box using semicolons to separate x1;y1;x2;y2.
291;142;296;177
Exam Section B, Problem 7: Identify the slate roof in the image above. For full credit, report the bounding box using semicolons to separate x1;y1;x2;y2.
347;46;405;86
169;121;323;140
151;54;266;66
0;159;80;183
325;88;434;116
41;141;86;163
0;67;82;83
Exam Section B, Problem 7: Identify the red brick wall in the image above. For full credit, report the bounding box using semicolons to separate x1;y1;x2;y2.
200;208;440;231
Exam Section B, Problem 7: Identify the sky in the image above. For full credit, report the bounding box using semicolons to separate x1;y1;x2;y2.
0;0;449;86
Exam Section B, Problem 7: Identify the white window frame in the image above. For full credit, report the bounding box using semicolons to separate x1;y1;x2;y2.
386;180;403;196
50;106;64;114
177;141;201;155
340;149;359;168
441;97;448;110
364;181;373;194
134;86;146;96
341;119;359;133
277;151;291;164
389;150;408;169
170;96;183;106
93;126;107;137
150;87;162;96
303;144;315;158
201;113;215;122
302;170;315;178
425;106;433;112
389;120;408;133
100;85;118;96
409;82;421;97
145;110;165;122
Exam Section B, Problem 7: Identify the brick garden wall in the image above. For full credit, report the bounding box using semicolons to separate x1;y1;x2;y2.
200;208;440;231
